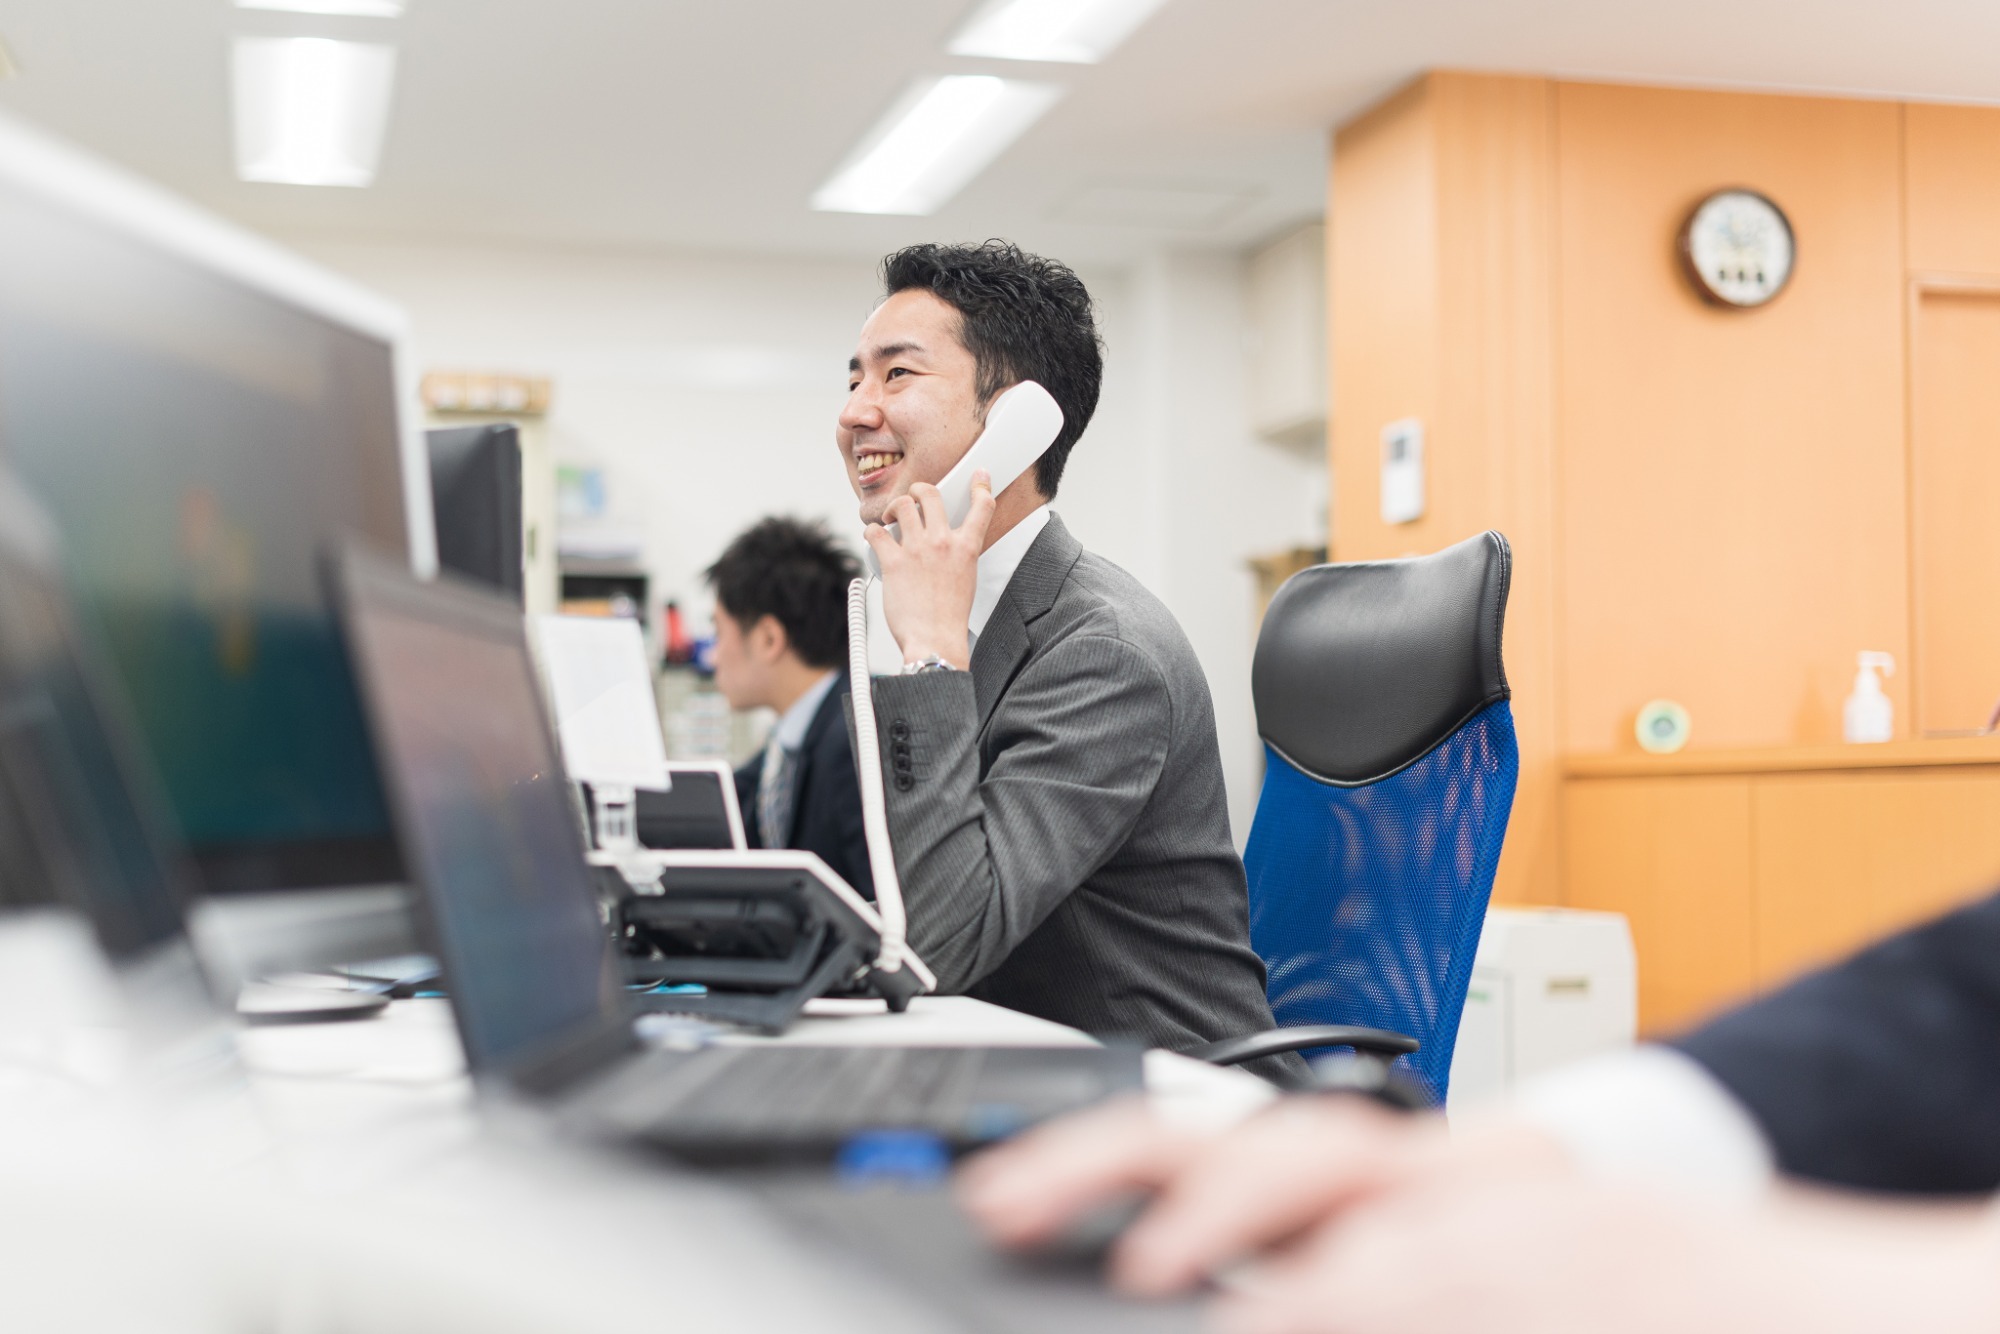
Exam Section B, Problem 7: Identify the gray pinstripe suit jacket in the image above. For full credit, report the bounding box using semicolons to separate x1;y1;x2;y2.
865;514;1299;1078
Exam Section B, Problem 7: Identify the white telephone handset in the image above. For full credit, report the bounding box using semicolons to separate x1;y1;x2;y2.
931;379;1066;528
870;380;1066;559
846;381;1063;986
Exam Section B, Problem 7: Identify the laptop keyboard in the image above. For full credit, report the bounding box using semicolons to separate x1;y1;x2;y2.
594;1045;989;1141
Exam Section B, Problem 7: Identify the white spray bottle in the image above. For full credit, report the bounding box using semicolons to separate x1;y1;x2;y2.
1843;651;1896;744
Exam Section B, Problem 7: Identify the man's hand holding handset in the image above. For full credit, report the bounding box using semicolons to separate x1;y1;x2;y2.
862;469;995;672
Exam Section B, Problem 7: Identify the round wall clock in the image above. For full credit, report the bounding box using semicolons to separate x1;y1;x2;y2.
1677;188;1795;309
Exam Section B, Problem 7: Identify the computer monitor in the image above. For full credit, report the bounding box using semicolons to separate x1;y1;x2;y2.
0;112;435;958
426;424;524;604
0;472;222;1063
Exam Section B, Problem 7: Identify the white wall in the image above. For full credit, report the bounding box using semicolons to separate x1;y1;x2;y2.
281;235;880;609
1102;251;1328;842
280;233;1323;843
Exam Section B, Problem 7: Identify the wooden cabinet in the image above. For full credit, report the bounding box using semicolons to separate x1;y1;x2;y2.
1563;776;1754;1034
1564;741;2000;1034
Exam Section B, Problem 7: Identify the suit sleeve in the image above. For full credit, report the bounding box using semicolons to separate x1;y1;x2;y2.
818;718;874;898
1670;888;2000;1195
864;635;1172;994
732;760;762;850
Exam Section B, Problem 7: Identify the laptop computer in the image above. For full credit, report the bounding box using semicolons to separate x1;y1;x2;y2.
325;543;1141;1163
639;761;747;851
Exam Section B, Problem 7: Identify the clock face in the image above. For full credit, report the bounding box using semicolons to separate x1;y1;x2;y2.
1678;189;1795;308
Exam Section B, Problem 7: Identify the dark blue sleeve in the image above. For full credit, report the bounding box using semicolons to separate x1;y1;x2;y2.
808;707;873;900
1670;888;2000;1195
733;759;762;850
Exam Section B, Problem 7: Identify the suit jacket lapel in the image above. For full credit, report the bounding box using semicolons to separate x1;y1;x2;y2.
971;514;1082;733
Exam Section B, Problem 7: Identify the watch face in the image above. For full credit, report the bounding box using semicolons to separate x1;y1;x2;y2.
1679;189;1794;308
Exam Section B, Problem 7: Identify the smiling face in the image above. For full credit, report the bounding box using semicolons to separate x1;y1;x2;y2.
838;289;989;525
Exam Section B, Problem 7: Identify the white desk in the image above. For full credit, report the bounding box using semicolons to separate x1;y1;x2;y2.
0;995;1265;1332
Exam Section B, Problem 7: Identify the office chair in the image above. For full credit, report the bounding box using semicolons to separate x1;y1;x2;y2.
1193;531;1517;1104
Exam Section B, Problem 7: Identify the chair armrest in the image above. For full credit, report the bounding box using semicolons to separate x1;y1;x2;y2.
1189;1026;1418;1069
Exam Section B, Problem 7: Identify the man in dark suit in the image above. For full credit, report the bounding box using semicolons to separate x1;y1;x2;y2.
962;890;2000;1332
1671;887;2000;1194
705;517;871;897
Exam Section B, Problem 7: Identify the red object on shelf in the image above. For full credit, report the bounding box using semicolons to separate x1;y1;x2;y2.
662;600;695;665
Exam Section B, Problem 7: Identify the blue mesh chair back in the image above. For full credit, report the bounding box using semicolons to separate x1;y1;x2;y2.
1243;532;1517;1104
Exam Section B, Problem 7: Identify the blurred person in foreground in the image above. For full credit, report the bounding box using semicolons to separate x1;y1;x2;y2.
960;889;2000;1334
706;517;872;897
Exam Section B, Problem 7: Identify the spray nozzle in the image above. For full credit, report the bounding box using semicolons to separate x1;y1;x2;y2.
1853;650;1895;693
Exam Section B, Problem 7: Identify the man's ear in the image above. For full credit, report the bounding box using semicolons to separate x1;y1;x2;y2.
750;614;791;663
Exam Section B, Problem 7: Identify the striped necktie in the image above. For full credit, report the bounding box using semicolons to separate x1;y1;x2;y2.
757;733;799;849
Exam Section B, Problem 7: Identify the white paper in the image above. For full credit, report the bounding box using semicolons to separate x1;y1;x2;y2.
531;615;671;790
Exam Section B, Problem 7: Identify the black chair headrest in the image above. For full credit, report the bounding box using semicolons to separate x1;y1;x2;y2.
1253;531;1511;786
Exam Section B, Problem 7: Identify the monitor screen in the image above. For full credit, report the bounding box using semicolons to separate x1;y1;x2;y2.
0;149;412;894
333;551;614;1075
427;424;524;604
0;486;189;963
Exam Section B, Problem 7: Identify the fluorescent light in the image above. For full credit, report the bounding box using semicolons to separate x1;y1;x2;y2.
813;75;1061;216
948;0;1170;64
236;0;406;15
232;37;396;187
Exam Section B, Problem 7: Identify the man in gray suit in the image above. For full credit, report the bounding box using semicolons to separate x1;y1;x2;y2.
839;241;1300;1082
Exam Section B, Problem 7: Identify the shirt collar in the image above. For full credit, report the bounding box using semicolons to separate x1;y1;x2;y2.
968;505;1051;640
771;669;837;753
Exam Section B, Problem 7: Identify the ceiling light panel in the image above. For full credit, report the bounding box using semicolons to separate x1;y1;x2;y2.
236;0;406;16
233;37;397;187
948;0;1170;64
812;75;1061;216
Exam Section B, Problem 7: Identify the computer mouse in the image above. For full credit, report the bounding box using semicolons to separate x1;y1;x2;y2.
1013;1189;1153;1272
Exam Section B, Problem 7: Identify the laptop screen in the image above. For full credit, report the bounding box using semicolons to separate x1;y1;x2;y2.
0;485;190;962
331;549;617;1075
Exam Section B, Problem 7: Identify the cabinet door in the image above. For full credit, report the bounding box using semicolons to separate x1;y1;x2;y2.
1752;770;2000;989
1911;290;2000;735
1563;777;1754;1033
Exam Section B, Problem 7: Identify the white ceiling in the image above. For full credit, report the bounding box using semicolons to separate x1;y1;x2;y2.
4;0;2000;266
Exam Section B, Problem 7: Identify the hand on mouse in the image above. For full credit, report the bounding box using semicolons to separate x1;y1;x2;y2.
958;1095;1568;1298
1209;1175;2000;1334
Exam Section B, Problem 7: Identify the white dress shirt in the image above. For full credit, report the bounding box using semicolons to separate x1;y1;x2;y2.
966;504;1051;650
1510;1044;1776;1201
867;504;1051;673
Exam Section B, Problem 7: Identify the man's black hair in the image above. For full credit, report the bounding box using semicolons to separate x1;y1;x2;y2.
704;516;859;670
881;240;1103;498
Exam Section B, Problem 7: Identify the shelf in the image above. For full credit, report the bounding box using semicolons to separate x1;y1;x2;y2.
1565;735;2000;779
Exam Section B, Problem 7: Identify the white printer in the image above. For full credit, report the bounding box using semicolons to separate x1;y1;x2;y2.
1446;908;1637;1115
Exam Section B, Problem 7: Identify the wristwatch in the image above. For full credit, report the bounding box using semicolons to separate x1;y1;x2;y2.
901;654;959;675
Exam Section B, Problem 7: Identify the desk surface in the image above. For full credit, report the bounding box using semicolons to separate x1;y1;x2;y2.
212;993;1266;1334
237;993;1273;1148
